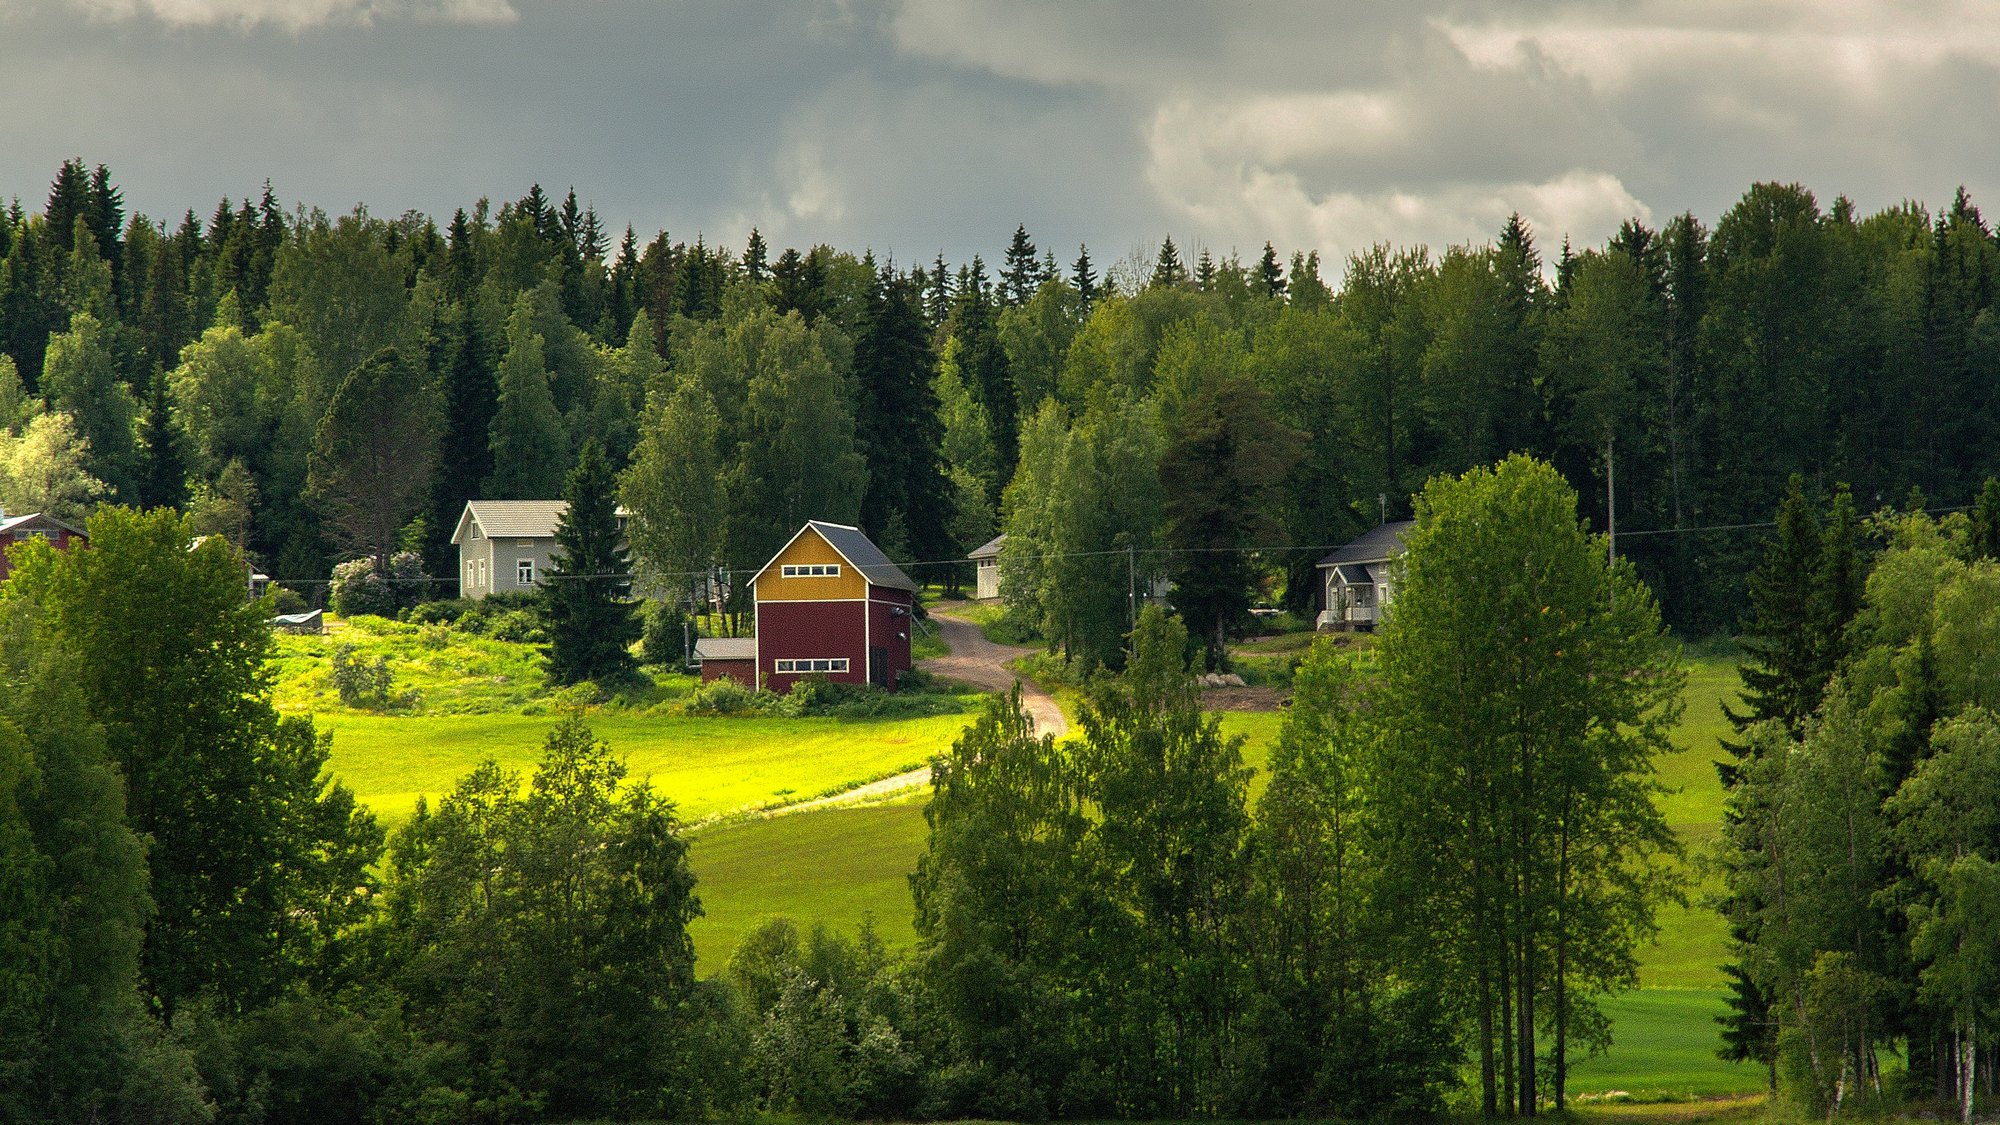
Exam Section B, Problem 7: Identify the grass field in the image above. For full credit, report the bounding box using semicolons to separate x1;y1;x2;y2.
296;618;1756;1099
315;710;974;824
676;651;1764;1100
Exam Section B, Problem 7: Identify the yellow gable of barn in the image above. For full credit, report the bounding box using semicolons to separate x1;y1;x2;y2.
755;526;869;601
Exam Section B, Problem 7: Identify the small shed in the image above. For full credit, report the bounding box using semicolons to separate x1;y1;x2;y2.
969;533;1006;600
272;610;325;635
693;636;757;686
1316;520;1413;631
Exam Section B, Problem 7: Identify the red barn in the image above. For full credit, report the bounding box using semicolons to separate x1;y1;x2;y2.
0;511;87;581
750;521;918;693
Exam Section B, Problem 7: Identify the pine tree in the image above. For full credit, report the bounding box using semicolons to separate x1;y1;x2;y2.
1257;241;1286;298
1723;475;1840;768
426;309;498;574
1194;247;1216;291
543;440;640;685
1071;245;1099;311
743;227;769;282
855;268;953;564
1151;236;1186;288
1002;224;1040;306
1971;477;2000;561
134;368;188;509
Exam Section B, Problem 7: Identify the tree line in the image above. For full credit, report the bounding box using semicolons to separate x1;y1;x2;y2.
0;455;1684;1121
1716;477;2000;1120
9;164;2000;659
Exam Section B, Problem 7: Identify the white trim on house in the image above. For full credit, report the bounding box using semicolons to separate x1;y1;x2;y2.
517;558;535;586
774;658;850;674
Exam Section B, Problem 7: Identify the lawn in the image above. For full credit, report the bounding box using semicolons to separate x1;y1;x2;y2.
314;710;974;825
294;617;1755;1098
687;800;929;967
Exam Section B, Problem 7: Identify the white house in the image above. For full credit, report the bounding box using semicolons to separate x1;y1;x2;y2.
1316;520;1413;631
969;533;1006;600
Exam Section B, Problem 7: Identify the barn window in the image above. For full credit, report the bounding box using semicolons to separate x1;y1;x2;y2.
774;658;849;673
781;564;842;577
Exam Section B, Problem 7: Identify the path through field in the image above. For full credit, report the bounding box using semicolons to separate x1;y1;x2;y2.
762;605;1065;816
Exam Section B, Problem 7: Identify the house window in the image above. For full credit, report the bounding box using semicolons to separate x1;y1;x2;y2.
781;563;842;578
517;559;535;585
774;658;849;674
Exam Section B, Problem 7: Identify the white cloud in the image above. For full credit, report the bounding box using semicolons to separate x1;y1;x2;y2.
61;0;515;31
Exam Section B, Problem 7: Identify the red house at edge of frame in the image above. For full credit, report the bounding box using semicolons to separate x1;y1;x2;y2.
747;520;919;693
0;511;87;581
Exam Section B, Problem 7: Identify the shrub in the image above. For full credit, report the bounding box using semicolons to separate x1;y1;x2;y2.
330;553;432;617
483;609;545;645
405;598;470;626
331;642;394;709
269;584;309;616
681;676;764;716
329;559;395;619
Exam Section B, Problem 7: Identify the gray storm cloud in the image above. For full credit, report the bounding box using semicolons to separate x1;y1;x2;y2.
3;0;1998;269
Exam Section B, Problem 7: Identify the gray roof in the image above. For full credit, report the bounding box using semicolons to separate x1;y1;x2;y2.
1331;563;1372;584
969;533;1006;560
0;511;84;537
1317;520;1414;568
802;520;919;592
455;500;568;543
694;637;757;661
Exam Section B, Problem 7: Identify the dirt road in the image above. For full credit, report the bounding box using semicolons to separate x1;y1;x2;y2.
757;605;1066;818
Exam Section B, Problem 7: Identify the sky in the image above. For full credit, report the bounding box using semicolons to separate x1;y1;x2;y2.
5;0;2000;276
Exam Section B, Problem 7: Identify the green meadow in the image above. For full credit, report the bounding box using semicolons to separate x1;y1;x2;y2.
287;623;1758;1098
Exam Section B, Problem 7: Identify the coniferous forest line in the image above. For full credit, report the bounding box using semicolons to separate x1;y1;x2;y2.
9;163;2000;1123
5;163;2000;643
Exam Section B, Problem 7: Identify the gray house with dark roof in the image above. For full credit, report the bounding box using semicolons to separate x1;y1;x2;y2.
451;501;569;598
1316;520;1413;630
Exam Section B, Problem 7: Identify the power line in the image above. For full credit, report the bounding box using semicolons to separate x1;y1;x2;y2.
269;504;1978;587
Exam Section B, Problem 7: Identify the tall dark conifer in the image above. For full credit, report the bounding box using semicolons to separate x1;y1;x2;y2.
542;440;640;685
855;268;953;566
1257;242;1285;299
427;309;498;580
1002;224;1040;306
1071;245;1099;312
948;257;1016;473
135;369;188;510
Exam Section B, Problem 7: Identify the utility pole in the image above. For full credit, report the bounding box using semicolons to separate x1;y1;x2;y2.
1606;435;1616;567
1127;543;1138;630
1379;492;1388;526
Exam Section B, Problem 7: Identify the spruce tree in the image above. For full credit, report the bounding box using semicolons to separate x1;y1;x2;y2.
855;268;953;564
743;227;769;282
134;368;188;510
1002;224;1040;306
1257;241;1286;298
1071;245;1099;311
1722;475;1830;767
1151;236;1186;288
426;308;497;573
1971;477;2000;561
542;440;640;686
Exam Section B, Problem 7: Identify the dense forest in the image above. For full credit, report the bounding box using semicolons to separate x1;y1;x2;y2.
6;162;2000;655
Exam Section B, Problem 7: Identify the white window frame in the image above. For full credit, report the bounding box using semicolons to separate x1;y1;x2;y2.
780;563;842;578
517;559;536;586
773;658;850;674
